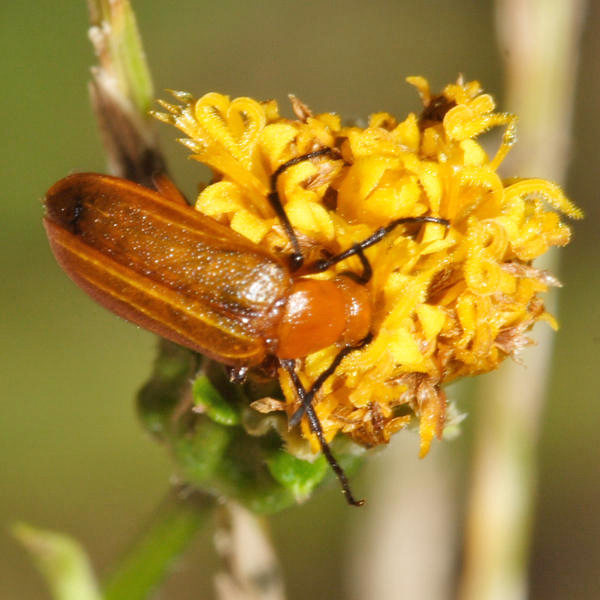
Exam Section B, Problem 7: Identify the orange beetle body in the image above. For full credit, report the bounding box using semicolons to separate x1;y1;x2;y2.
43;173;371;367
44;166;448;507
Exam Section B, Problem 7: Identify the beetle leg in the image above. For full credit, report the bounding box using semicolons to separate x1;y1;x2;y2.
288;333;373;427
309;216;450;282
268;148;340;271
279;358;364;507
336;244;372;284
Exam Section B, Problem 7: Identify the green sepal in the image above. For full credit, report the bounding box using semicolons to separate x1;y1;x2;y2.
138;347;367;514
137;340;199;438
170;417;233;484
193;375;241;426
266;451;329;502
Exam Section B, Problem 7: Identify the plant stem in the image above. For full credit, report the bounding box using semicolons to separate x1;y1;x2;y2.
214;503;286;600
87;0;164;186
102;488;216;600
458;2;587;599
346;435;459;600
87;0;154;115
85;6;215;600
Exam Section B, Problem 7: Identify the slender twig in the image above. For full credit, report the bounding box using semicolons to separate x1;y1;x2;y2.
102;488;216;600
87;0;164;186
345;436;459;600
214;503;286;600
458;2;587;599
85;4;217;599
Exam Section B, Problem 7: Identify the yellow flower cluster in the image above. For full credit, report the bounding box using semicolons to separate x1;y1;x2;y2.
154;77;581;457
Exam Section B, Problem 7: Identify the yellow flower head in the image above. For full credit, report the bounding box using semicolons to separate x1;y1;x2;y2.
153;76;582;458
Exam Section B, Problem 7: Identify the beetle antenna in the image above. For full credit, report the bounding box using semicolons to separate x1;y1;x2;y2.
269;148;339;271
280;359;364;506
310;216;450;282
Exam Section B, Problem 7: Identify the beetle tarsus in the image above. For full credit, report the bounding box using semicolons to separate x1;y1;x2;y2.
304;401;364;506
339;245;372;283
271;148;338;183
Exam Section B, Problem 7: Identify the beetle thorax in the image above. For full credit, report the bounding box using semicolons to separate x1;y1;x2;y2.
275;276;371;359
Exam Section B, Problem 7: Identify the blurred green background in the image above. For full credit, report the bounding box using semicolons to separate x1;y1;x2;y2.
1;1;598;598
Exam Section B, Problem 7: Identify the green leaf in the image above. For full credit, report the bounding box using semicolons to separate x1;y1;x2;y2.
266;450;329;502
193;375;241;426
13;523;101;600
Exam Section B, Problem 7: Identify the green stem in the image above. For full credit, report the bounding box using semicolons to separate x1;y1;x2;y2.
84;3;218;597
86;0;164;186
87;0;154;114
102;489;216;600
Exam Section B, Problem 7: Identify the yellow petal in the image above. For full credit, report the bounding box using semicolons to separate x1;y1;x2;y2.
195;181;245;216
417;304;447;341
230;208;270;244
387;327;424;365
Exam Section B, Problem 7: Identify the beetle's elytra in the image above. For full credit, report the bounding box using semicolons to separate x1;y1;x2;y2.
45;173;290;365
44;153;449;506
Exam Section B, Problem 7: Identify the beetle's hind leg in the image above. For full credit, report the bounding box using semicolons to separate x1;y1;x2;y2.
268;148;340;271
279;358;365;507
288;333;373;427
